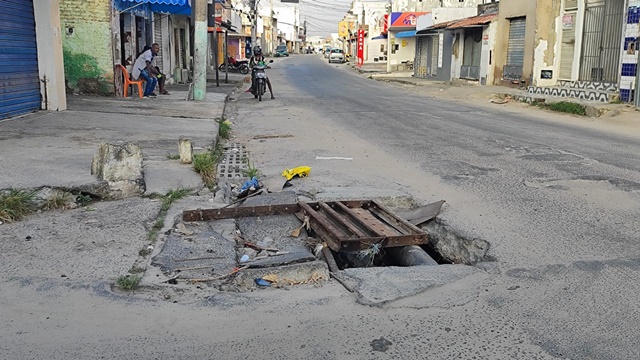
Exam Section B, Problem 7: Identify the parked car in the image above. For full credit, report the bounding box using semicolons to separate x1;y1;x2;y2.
329;48;345;64
274;45;289;57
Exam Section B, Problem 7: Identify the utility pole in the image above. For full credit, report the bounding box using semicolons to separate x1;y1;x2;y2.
251;0;258;54
193;0;208;100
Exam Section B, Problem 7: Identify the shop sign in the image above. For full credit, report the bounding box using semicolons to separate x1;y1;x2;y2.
390;12;428;28
357;28;365;67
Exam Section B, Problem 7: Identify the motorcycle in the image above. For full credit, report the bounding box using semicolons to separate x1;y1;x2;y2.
252;60;273;101
219;56;249;74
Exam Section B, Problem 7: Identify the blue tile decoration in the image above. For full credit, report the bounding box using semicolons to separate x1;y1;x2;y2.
624;37;637;50
620;89;632;102
628;6;640;24
621;63;638;77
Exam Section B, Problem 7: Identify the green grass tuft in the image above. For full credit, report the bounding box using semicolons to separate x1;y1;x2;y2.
0;190;36;223
166;153;181;160
242;160;260;179
218;119;232;139
117;275;141;291
193;152;218;188
128;266;146;274
41;190;72;210
547;101;587;115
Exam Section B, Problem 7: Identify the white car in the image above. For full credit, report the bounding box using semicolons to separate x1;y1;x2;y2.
329;49;345;64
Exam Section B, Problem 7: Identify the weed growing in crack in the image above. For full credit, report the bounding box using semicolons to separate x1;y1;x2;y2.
139;247;152;257
41;190;72;210
76;193;93;206
166;153;181;160
242;160;260;178
117;275;141;291
218;118;232;139
147;188;190;243
0;189;36;223
128;266;146;274
193;152;218;188
532;101;586;116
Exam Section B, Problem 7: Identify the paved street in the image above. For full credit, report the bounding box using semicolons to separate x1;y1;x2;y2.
1;54;640;359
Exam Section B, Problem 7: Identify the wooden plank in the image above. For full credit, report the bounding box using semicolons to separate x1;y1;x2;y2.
182;203;299;221
295;212;341;251
298;202;347;242
369;201;426;235
319;202;367;238
350;208;400;237
334;201;384;237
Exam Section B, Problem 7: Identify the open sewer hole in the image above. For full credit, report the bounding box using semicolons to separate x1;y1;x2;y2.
308;219;489;270
327;243;452;270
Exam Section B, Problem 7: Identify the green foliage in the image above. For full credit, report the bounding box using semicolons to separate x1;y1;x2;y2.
41;190;72;210
193;152;218;188
547;101;587;115
166;153;181;160
242;160;260;179
532;101;587;116
128;266;146;274
76;193;93;206
117;275;142;291
0;190;35;223
63;49;111;94
218;119;232;139
162;188;191;212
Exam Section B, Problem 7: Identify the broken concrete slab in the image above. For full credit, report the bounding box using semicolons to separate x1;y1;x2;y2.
143;160;202;195
424;217;491;265
236;191;314;266
396;200;446;226
342;264;481;307
233;260;329;290
151;220;237;283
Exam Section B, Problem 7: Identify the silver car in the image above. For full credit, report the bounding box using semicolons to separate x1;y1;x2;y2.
329;48;345;64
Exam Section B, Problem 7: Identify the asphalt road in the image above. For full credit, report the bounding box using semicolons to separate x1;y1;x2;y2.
234;55;640;359
2;55;640;360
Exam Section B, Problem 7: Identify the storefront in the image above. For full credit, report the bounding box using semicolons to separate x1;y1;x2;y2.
386;12;427;72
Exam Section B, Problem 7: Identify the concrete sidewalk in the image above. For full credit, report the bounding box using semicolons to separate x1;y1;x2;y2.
0;79;242;196
360;68;639;120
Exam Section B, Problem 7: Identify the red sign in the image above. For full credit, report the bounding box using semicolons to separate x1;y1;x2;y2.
357;29;365;67
382;14;389;34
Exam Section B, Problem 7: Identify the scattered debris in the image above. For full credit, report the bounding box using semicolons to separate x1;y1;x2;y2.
315;156;353;160
240;254;250;263
290;216;310;237
175;223;194;236
281;166;311;181
175;256;224;262
370;337;393;352
396;200;446;226
252;134;294;140
507;285;521;291
255;278;272;287
188;266;248;283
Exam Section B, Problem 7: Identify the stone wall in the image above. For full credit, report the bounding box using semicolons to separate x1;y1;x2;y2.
60;0;114;94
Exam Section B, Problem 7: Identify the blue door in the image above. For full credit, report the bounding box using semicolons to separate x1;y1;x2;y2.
0;0;41;120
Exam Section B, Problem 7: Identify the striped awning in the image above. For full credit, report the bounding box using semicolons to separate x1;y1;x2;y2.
114;0;192;15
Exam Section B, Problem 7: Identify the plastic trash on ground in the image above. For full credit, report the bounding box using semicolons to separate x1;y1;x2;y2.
281;166;311;181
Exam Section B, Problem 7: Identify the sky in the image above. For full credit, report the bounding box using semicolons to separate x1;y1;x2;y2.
298;0;352;37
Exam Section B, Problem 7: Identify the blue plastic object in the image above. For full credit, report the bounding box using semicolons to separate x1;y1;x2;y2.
255;278;271;287
240;177;260;192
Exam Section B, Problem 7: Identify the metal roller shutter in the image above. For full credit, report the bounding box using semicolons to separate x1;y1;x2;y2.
504;17;526;81
0;0;41;119
153;13;164;72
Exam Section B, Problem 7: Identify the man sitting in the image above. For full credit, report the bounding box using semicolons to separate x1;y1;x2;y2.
132;43;170;97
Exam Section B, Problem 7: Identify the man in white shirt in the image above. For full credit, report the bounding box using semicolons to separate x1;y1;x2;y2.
132;43;159;97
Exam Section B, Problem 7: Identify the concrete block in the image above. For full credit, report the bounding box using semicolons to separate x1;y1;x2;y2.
91;142;145;198
179;137;193;164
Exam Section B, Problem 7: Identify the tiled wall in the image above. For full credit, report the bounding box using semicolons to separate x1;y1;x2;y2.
621;0;640;102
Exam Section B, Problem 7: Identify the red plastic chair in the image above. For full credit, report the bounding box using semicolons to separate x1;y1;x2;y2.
117;64;144;98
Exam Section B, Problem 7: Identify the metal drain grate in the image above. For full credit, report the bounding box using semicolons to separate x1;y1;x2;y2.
217;143;248;178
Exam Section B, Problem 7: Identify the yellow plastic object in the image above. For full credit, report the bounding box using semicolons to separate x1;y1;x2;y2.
281;166;311;180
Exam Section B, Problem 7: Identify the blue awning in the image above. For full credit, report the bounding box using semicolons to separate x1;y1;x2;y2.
395;30;416;38
371;34;387;40
114;0;192;16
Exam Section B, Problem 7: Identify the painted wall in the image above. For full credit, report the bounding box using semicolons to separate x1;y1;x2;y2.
620;0;640;102
387;33;416;71
531;0;562;87
493;0;538;85
34;0;67;111
480;22;498;85
60;0;113;94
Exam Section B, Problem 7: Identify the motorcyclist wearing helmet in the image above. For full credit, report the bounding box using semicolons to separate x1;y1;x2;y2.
249;46;275;99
